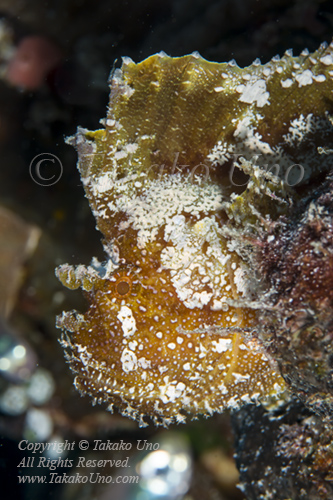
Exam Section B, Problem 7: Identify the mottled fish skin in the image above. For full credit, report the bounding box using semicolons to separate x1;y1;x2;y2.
56;42;333;426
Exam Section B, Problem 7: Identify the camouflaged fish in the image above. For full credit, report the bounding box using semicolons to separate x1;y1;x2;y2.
56;41;333;426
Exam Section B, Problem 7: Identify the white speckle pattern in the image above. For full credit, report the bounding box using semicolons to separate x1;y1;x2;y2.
295;69;313;87
117;306;137;337
280;78;293;88
121;348;138;373
320;54;333;65
212;338;232;353
237;79;270;107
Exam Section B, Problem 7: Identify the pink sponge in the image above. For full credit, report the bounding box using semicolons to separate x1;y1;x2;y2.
6;35;62;91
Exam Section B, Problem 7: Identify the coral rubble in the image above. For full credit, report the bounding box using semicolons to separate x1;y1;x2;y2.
257;172;333;418
232;400;333;499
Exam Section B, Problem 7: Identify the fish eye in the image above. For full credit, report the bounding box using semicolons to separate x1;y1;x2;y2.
116;278;131;296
